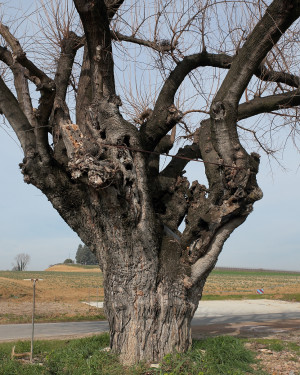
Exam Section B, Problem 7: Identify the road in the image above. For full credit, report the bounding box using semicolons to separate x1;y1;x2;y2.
0;300;299;341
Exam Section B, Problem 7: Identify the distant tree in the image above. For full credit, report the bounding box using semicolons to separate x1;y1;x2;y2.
12;253;30;271
75;244;97;265
63;258;74;264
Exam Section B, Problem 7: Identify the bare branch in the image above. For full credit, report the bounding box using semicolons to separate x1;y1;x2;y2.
215;0;300;104
76;43;92;125
54;31;82;103
159;143;202;179
209;0;300;167
73;0;115;100
111;30;173;52
238;89;300;120
255;64;300;88
140;52;233;150
189;217;246;285
0;22;55;92
0;44;52;161
236;123;274;155
0;46;34;125
105;0;125;21
0;76;35;156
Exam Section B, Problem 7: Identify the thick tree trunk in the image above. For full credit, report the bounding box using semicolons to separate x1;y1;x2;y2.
105;274;198;364
98;232;200;365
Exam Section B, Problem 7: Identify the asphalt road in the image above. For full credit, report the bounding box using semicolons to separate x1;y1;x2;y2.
0;300;299;341
0;320;109;341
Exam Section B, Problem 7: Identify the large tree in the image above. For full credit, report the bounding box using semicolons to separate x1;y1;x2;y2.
0;0;299;364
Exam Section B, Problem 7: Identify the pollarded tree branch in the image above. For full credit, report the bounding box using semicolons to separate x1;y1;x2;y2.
76;43;92;126
0;45;51;161
0;22;54;160
159;143;202;180
54;32;82;104
73;0;116;100
140;52;232;150
189;216;246;285
255;65;300;88
215;0;300;105
237;89;300;120
0;76;35;156
151;144;202;232
0;46;35;125
0;23;55;92
209;0;299;167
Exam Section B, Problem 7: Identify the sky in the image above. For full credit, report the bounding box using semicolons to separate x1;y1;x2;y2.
0;0;299;271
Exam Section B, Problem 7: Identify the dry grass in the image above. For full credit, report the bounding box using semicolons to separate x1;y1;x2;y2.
45;264;100;272
0;265;104;324
203;269;300;300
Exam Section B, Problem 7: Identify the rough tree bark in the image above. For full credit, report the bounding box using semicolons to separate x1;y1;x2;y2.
0;0;299;365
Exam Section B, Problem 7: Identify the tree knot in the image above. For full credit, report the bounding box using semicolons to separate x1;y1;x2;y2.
211;101;226;120
166;104;183;126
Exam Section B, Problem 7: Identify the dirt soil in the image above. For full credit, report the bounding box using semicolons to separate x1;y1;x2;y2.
193;319;300;375
45;265;100;272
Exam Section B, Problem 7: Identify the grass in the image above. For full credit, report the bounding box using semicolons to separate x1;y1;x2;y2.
203;269;300;300
202;293;300;302
1;311;106;324
212;269;300;277
0;334;267;375
251;338;300;354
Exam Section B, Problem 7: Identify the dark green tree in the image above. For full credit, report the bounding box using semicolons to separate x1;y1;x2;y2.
63;258;74;264
75;244;97;265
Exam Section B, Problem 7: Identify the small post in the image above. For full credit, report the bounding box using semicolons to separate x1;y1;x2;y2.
24;278;42;363
30;278;37;363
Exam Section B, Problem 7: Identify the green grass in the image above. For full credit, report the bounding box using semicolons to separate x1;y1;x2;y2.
279;293;300;302
251;338;300;354
0;334;267;375
0;312;106;324
211;269;300;277
202;293;300;302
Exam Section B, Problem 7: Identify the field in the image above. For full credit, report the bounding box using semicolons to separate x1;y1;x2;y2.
0;265;299;324
0;265;104;324
203;268;300;301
